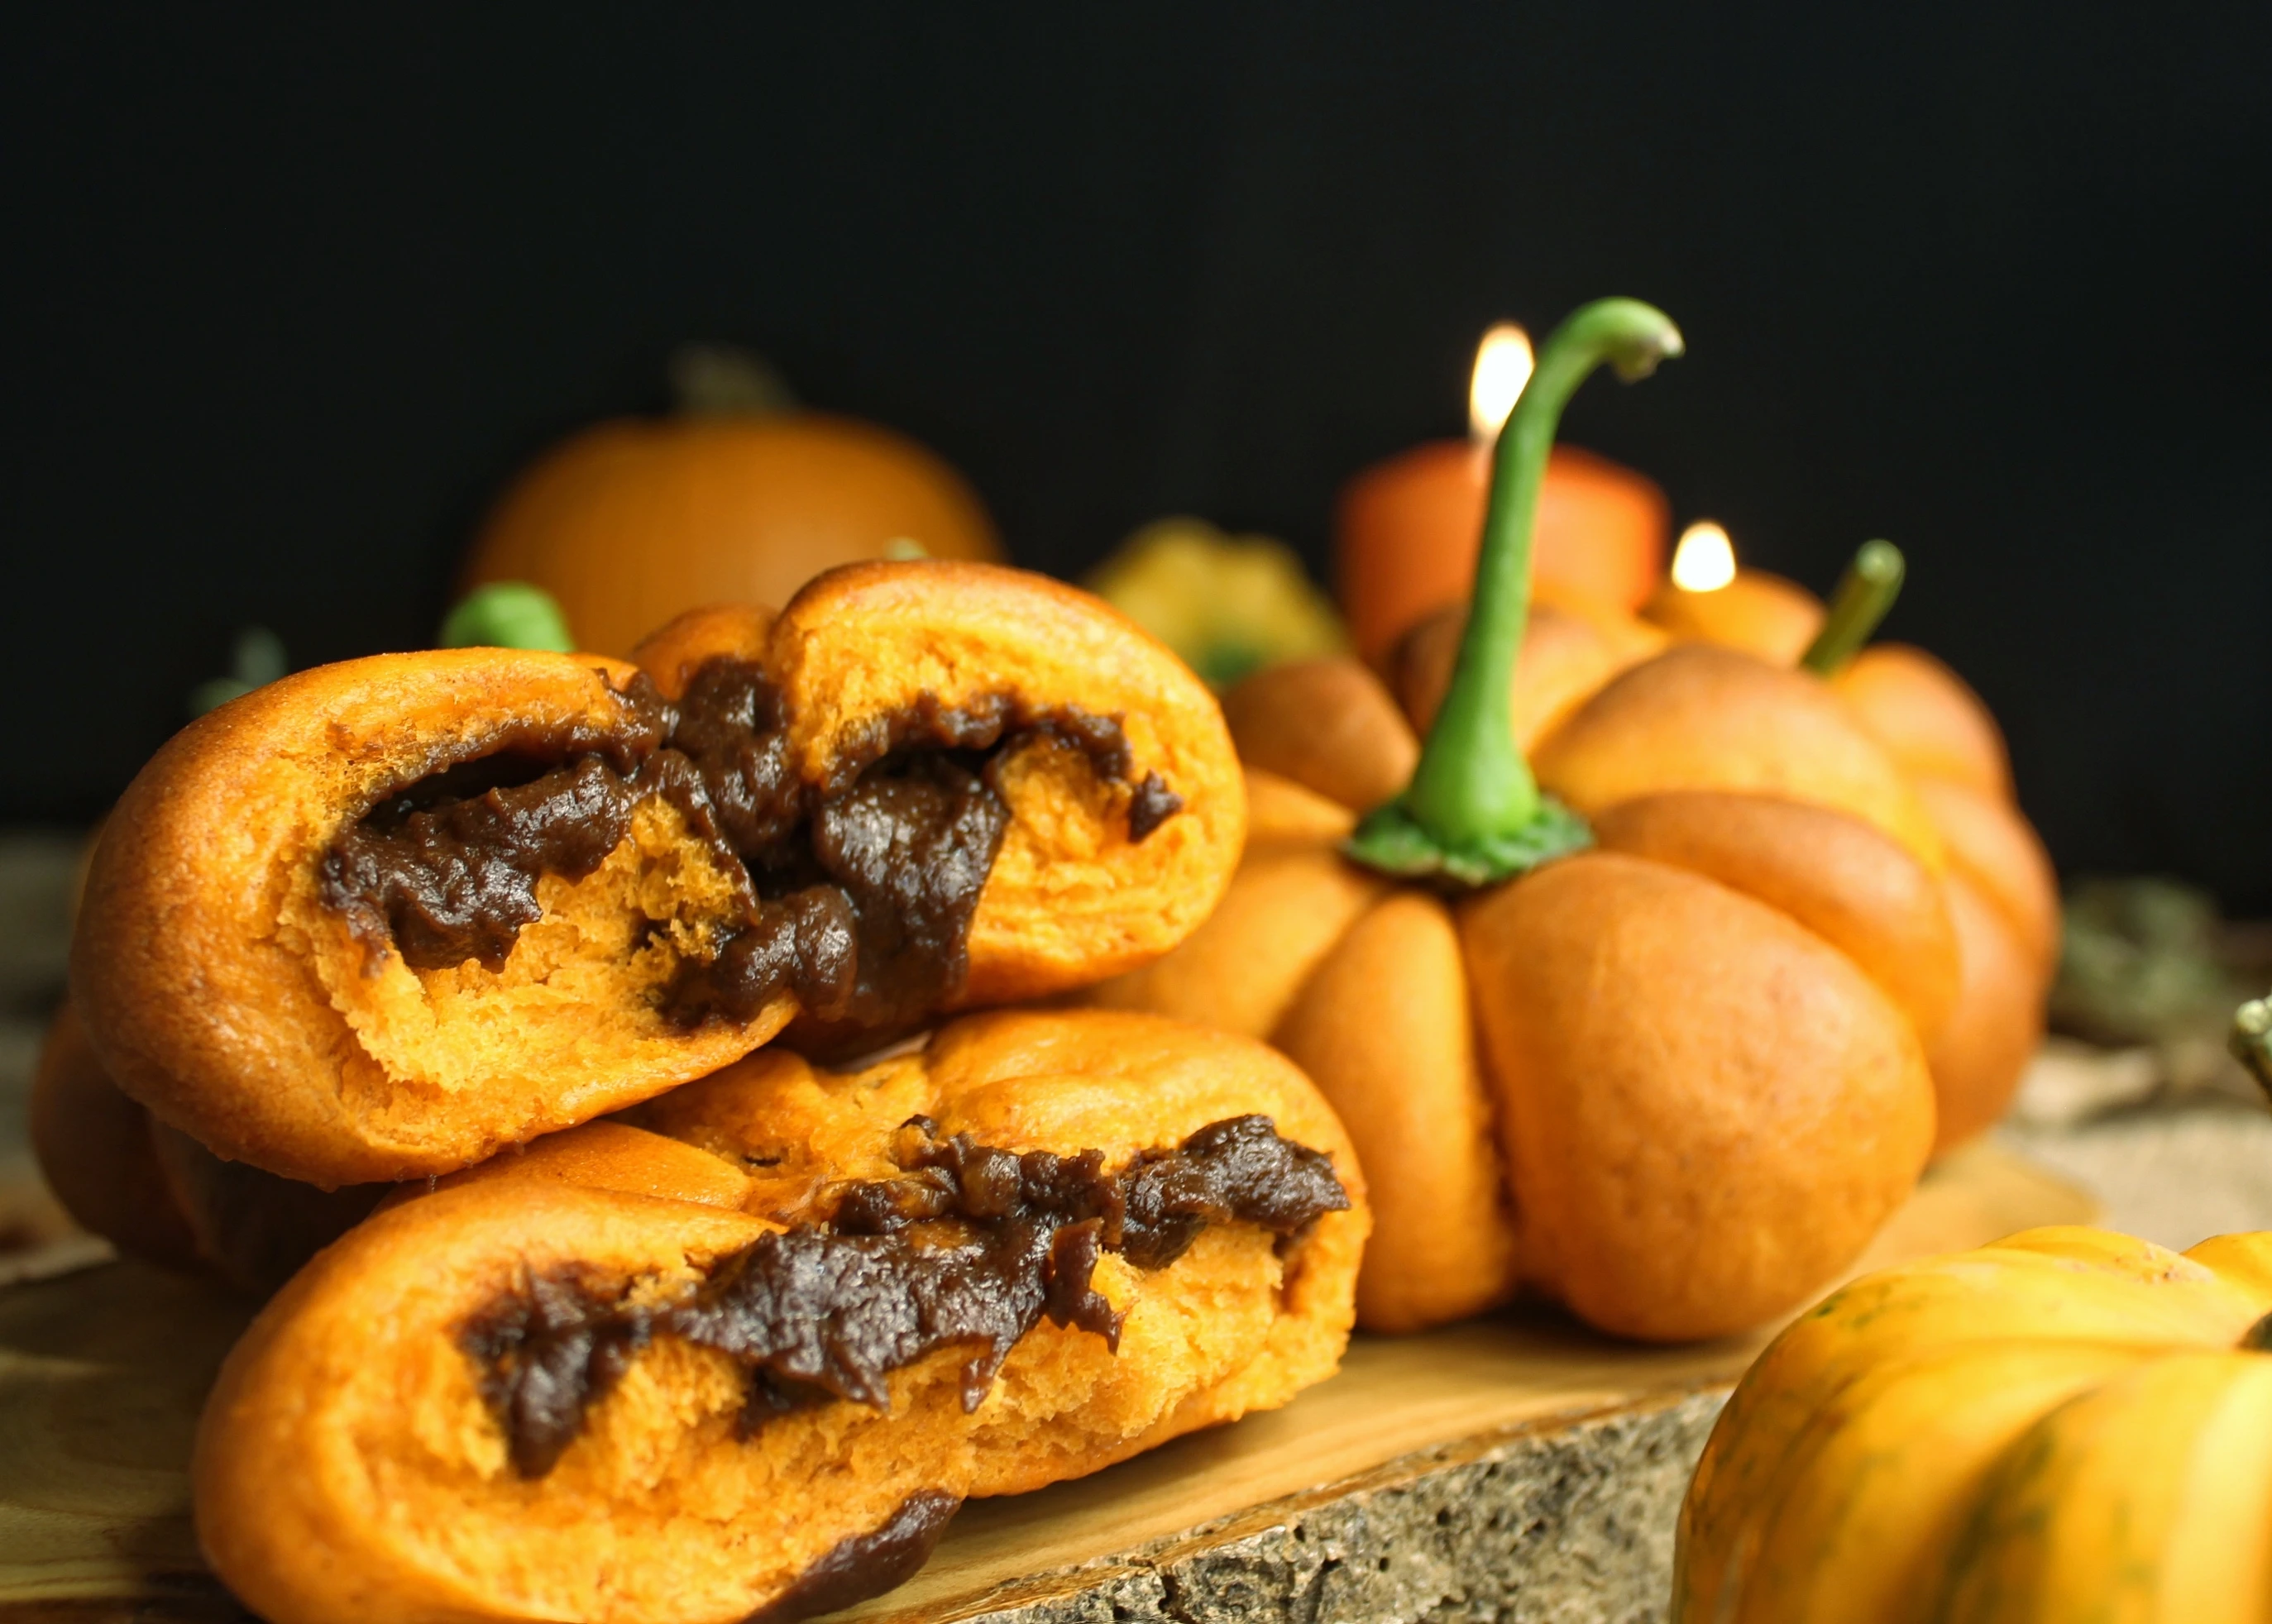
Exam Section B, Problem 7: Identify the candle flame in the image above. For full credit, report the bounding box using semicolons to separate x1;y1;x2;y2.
1467;322;1535;442
1671;521;1738;592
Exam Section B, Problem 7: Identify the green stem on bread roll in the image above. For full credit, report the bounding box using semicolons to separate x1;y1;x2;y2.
1345;297;1683;888
1801;539;1906;676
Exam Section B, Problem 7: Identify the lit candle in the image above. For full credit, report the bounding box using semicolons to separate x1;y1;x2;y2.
1668;520;1737;591
1468;322;1536;441
1334;322;1672;664
1643;520;1826;664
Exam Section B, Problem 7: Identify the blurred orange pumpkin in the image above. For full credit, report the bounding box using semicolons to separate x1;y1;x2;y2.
462;348;1002;657
1643;566;1825;664
1337;440;1670;665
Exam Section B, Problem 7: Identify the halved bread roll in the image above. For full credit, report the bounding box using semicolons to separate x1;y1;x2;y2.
73;563;1243;1185
194;1010;1366;1624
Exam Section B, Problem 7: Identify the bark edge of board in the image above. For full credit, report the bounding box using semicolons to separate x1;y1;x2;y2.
849;1384;1725;1624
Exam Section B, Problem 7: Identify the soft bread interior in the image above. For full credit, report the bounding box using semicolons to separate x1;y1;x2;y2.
294;798;783;1162
774;564;1246;1008
73;648;766;1186
321;566;1241;1136
964;736;1217;1002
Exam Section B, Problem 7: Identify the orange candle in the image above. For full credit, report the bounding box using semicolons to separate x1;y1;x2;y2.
1334;323;1671;664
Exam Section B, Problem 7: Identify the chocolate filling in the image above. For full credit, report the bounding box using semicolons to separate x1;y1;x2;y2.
744;1490;963;1624
459;1115;1347;1480
320;657;1181;1032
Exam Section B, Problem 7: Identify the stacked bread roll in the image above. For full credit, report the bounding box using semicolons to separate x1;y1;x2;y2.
49;561;1369;1624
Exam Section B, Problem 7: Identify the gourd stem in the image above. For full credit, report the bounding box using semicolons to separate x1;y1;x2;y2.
2235;996;2272;1103
667;343;796;417
1800;540;1906;676
1399;299;1685;846
441;582;577;652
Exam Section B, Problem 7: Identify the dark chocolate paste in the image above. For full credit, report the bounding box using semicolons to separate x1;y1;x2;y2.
460;1265;652;1478
320;657;1180;1032
324;754;645;974
743;1490;963;1624
1126;771;1184;842
458;1115;1347;1481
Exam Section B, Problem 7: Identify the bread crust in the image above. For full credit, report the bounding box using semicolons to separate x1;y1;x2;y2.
30;1000;203;1271
194;1010;1364;1624
1461;853;1935;1340
32;1002;391;1292
1534;642;1945;871
73;563;1242;1186
1592;791;1961;1041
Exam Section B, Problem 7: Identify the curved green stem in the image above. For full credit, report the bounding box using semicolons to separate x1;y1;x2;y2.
1801;539;1906;675
2235;996;2272;1102
1346;298;1684;886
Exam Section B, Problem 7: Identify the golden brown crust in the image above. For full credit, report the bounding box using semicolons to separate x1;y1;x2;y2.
1241;767;1358;847
194;1010;1364;1624
33;1002;389;1292
1906;773;2055;1153
415;1119;755;1212
1461;853;1935;1341
1270;894;1519;1332
1912;775;2060;973
1082;840;1387;1040
1592;791;1962;1042
1925;868;2050;1153
73;563;1242;1187
30;1001;202;1271
1831;642;2013;799
1533;642;1946;871
1217;657;1417;814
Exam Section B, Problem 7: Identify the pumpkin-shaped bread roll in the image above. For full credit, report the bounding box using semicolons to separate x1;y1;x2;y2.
194;1010;1366;1624
74;562;1243;1187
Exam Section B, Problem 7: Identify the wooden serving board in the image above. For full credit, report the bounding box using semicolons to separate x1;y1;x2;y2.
0;1144;2093;1623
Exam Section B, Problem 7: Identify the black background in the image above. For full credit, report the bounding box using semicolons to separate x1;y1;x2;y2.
6;6;2269;905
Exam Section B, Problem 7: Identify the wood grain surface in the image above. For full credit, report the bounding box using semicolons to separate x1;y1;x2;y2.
0;1142;2094;1622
